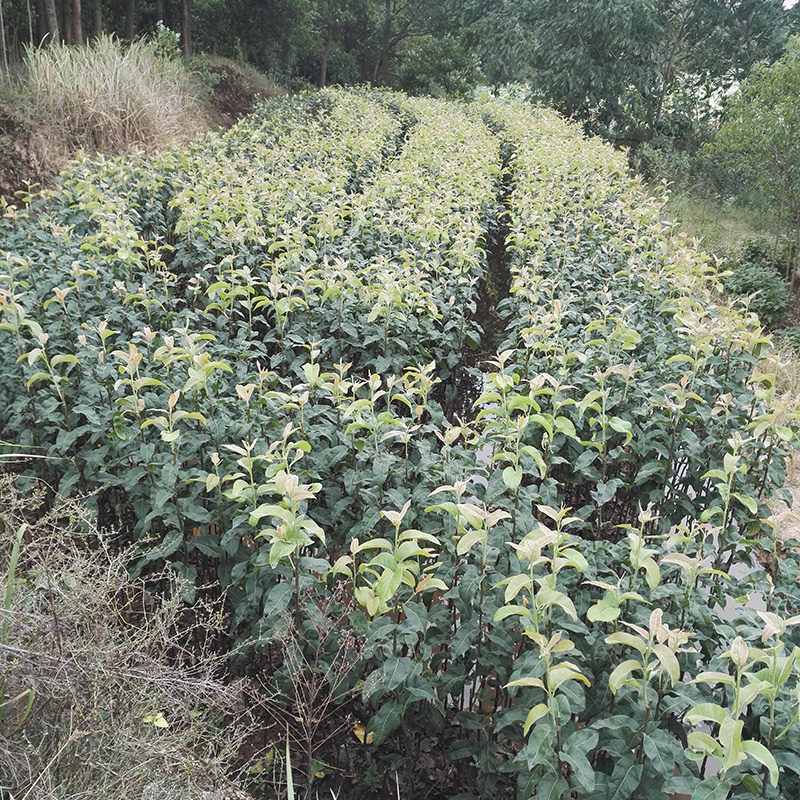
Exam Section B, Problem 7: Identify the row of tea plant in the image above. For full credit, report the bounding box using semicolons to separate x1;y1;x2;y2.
1;88;800;799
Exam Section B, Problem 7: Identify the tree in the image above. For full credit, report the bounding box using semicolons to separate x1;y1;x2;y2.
369;0;459;85
125;0;135;39
181;0;191;56
72;0;83;44
42;0;59;43
465;0;793;142
712;35;800;276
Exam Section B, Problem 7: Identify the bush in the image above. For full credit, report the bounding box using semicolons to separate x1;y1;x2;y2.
777;324;800;354
723;239;790;326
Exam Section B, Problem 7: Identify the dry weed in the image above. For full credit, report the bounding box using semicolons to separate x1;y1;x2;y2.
18;35;207;165
0;477;256;800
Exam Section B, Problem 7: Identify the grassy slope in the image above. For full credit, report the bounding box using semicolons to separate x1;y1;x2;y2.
0;40;280;203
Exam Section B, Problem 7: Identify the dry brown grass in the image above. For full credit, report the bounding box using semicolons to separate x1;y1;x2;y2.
0;478;256;800
18;35;207;165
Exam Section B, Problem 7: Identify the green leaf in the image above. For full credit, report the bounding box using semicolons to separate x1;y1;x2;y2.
50;353;79;367
380;657;416;694
502;465;523;491
456;528;484;556
607;761;643;800
693;671;735;687
733;492;758;514
523;703;549;735
740;740;778;786
520;721;554;770
562;748;594;791
687;731;721;755
535;772;569;800
501;573;530;604
685;703;728;727
605;632;646;653
144;530;182;563
451;623;476;659
642;730;676;779
688;777;731;800
143;711;169;728
591;478;623;506
494;604;531;622
587;598;620;622
642;557;660;590
608;659;640;693
367;701;401;747
652;643;680;685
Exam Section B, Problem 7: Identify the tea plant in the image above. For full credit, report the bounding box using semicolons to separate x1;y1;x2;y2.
0;89;798;798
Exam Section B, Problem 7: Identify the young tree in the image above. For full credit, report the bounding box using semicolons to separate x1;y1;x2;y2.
712;35;800;277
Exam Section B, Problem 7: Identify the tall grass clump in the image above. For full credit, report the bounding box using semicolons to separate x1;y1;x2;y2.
19;35;207;159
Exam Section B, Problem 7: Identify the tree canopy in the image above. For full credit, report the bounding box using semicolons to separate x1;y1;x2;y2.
712;33;800;270
0;0;798;139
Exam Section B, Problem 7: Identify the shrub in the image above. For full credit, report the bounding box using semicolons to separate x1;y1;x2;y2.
777;324;800;354
723;240;789;326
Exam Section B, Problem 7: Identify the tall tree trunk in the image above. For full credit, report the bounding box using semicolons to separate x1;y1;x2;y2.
26;0;35;45
320;23;333;87
0;0;8;73
72;0;83;44
61;0;71;43
372;0;392;84
181;0;192;57
155;0;165;23
43;0;60;44
93;0;101;37
125;0;135;39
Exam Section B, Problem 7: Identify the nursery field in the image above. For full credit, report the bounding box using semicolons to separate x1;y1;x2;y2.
2;89;800;800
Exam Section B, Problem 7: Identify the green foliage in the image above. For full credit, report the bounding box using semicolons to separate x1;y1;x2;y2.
0;88;798;798
467;0;794;141
723;239;790;327
778;325;800;356
712;35;800;275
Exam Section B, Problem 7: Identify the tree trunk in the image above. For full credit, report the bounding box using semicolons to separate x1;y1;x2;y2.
320;22;333;87
61;0;71;43
26;0;35;44
774;191;785;275
72;0;83;44
125;0;135;39
372;0;392;84
155;0;164;23
181;0;192;57
43;0;60;44
0;0;7;73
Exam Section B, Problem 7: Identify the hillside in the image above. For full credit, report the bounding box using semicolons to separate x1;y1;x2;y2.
0;42;278;203
1;89;798;800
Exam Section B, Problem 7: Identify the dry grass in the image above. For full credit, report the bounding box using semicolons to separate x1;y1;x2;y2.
16;35;207;163
0;478;256;800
